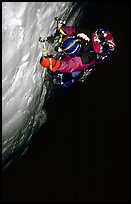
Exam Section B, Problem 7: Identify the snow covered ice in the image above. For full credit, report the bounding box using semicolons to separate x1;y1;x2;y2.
2;2;84;169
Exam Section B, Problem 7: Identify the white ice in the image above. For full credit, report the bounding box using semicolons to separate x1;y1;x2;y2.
2;2;83;169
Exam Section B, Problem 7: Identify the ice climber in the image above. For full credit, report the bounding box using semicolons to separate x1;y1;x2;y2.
39;18;116;87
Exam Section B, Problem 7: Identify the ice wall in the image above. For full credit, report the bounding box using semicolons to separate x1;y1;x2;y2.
2;2;84;169
2;2;74;169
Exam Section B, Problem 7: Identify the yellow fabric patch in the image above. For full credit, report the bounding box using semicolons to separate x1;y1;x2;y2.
63;39;80;51
49;58;52;70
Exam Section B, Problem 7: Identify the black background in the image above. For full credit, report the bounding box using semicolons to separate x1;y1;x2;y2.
2;1;129;202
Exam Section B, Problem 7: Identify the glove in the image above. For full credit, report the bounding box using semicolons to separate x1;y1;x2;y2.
42;48;48;56
55;46;63;52
77;33;90;42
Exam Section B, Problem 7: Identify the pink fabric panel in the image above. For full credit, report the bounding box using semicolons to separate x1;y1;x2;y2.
58;56;83;73
58;56;95;73
62;25;76;36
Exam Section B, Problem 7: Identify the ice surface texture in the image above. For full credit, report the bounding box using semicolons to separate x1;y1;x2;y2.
2;2;85;169
2;2;76;169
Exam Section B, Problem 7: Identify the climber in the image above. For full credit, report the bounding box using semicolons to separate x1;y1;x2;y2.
39;26;96;87
39;44;96;87
45;18;115;63
39;18;115;87
53;26;116;63
44;21;116;76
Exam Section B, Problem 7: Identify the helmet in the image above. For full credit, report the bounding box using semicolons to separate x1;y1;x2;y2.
40;56;61;72
92;28;115;54
62;37;81;57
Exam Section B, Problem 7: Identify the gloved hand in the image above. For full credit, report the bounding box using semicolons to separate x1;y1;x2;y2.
55;46;63;52
77;33;90;42
42;48;48;56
